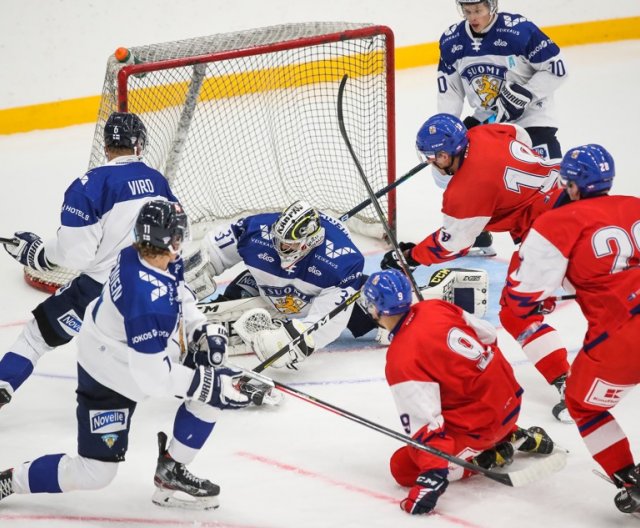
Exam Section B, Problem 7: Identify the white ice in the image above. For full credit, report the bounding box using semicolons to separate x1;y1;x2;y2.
0;41;639;528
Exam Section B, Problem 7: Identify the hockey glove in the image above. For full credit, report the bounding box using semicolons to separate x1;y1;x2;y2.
188;365;249;409
495;82;533;123
3;231;54;271
462;115;481;129
380;242;419;271
400;469;449;515
186;323;228;368
529;298;556;316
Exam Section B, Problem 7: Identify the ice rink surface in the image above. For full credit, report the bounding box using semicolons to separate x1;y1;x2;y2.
0;40;639;527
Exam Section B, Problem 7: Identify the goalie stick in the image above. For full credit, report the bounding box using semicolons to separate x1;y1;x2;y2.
337;74;423;301
231;365;568;487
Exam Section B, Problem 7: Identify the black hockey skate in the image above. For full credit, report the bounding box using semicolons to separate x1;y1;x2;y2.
0;469;13;502
613;464;640;514
0;386;12;409
152;432;220;510
511;426;554;454
551;374;574;424
466;231;497;258
473;442;514;470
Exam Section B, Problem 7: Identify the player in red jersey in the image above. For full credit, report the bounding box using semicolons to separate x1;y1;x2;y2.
381;113;571;421
360;269;555;515
504;144;640;515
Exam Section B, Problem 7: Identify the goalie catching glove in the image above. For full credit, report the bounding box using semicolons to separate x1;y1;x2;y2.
3;231;54;272
253;319;315;370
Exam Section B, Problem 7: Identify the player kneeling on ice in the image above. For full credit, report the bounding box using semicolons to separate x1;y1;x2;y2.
185;200;378;369
360;269;556;515
0;200;249;510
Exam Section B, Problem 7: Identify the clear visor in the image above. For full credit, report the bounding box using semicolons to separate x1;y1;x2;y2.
168;221;190;255
416;145;438;164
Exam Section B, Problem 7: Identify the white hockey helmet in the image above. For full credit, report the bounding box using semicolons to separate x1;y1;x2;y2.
272;200;325;269
456;0;498;16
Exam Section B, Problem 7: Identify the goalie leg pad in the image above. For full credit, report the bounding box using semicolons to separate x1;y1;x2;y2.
420;268;488;317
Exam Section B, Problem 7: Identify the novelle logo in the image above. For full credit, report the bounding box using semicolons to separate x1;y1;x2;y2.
57;309;82;336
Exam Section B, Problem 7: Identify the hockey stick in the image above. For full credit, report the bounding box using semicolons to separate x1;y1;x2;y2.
337;74;423;301
339;161;429;222
232;366;568;487
0;237;18;247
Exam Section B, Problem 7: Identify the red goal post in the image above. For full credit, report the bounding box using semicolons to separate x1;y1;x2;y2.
24;23;396;293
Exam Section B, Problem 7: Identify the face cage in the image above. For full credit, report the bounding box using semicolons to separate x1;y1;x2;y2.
273;228;324;269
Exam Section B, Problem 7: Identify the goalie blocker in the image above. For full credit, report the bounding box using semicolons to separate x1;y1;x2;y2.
194;267;489;358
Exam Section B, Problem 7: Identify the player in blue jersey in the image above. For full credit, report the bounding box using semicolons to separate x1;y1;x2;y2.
185;200;375;369
432;0;568;256
0;201;249;509
437;0;568;160
0;113;177;408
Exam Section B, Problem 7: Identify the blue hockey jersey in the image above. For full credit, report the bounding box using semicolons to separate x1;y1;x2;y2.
44;155;177;283
437;12;568;128
77;246;205;402
204;212;365;348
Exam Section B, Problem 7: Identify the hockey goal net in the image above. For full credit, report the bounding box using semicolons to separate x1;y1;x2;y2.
25;22;395;292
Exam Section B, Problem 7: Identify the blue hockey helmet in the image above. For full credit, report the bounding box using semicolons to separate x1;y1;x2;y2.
104;112;147;150
134;200;188;254
362;269;413;317
560;144;615;197
416;113;468;162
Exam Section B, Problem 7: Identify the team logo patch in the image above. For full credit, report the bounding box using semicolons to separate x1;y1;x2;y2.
325;240;356;259
460;63;508;109
89;409;129;433
56;309;82;336
263;285;312;315
139;271;168;301
585;378;634;407
101;433;119;448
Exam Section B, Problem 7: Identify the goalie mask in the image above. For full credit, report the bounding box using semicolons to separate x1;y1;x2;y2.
272;201;325;269
134;200;189;254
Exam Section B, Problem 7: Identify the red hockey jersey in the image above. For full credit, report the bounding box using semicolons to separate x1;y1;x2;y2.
412;124;563;265
506;194;640;347
385;300;522;470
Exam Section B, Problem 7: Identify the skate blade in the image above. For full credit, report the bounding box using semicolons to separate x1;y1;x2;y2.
466;246;497;258
552;405;575;424
152;488;220;510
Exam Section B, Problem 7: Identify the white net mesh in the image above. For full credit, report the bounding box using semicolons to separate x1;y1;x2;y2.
90;22;394;235
27;23;395;291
